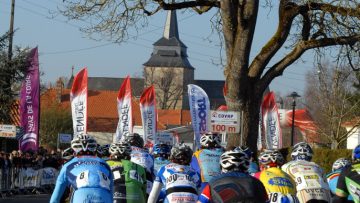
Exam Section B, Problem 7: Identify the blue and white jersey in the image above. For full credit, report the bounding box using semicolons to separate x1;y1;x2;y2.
154;157;171;174
50;155;113;203
130;146;154;174
156;163;201;203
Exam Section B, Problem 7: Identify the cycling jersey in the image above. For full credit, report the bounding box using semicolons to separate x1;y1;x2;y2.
327;170;353;201
191;148;223;189
130;146;155;194
148;163;201;203
197;172;268;203
282;160;331;203
154;157;171;203
336;163;360;203
248;161;260;174
107;159;147;203
50;155;113;203
154;157;171;174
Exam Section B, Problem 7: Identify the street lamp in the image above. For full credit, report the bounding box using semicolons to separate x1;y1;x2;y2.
287;91;301;146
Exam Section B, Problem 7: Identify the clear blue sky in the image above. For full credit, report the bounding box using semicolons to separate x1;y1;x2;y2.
0;0;314;97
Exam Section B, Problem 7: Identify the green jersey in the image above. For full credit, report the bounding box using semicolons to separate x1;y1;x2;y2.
107;159;147;203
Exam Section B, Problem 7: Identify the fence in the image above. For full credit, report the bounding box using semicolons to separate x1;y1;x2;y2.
0;165;58;198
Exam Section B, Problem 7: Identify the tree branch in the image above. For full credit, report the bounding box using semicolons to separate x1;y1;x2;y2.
153;0;220;10
259;35;360;90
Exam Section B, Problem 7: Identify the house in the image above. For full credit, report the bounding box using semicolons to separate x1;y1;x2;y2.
342;117;360;149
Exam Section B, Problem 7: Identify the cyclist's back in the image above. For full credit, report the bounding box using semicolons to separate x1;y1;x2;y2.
107;141;147;203
282;142;330;203
148;144;201;203
326;158;351;201
50;134;113;203
198;147;268;203
191;133;223;190
254;150;297;203
335;145;360;203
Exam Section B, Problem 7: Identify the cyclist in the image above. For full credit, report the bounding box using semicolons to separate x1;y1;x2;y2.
50;134;113;203
191;132;224;190
238;145;259;174
126;133;155;195
148;143;201;203
197;147;268;203
152;143;172;202
282;142;330;203
153;143;172;173
254;150;298;203
107;141;147;203
335;144;360;203
101;144;111;160
326;158;351;199
59;148;74;203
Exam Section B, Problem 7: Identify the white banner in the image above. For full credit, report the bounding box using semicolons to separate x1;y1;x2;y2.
70;68;88;138
262;92;282;149
115;76;133;142
0;124;16;138
188;84;210;149
140;86;157;147
210;111;240;133
155;132;174;145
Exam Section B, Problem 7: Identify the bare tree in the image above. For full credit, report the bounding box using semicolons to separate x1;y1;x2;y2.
305;63;360;149
60;0;360;150
144;67;185;109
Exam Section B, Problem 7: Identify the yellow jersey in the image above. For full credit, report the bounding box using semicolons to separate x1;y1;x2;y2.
255;167;296;195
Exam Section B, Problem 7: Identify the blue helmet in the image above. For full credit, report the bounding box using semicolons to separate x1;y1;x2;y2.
353;144;360;161
153;143;171;158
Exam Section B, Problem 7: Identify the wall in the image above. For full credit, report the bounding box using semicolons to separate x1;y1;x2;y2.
346;127;360;149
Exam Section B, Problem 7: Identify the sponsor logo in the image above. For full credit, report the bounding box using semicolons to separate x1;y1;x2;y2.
268;177;293;187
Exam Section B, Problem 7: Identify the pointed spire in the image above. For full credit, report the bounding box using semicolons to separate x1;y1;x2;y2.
71;65;74;77
163;1;179;40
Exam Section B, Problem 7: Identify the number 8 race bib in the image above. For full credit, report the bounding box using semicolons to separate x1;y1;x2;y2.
76;170;89;188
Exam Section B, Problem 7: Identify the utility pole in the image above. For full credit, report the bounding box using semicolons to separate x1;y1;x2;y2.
8;0;15;60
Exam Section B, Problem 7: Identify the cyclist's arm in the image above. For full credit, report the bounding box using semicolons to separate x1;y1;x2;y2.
147;181;162;203
190;154;200;174
335;169;349;198
50;167;68;203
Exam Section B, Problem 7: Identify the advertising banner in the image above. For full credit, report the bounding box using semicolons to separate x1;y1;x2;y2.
140;85;157;147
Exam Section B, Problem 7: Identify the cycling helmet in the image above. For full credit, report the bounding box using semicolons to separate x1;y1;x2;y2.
291;142;313;161
153;143;171;158
332;158;351;171
62;147;74;161
353;144;360;161
238;145;253;158
125;133;144;148
258;150;285;168
101;144;110;157
71;134;97;154
169;143;193;165
220;147;250;173
200;132;221;148
109;141;132;160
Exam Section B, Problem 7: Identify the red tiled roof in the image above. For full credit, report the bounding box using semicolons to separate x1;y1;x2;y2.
342;117;360;127
41;88;191;132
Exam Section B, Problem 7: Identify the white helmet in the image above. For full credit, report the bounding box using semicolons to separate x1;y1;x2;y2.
109;141;132;159
220;147;249;173
258;150;285;168
71;134;97;154
332;158;351;171
291;142;313;161
200;132;221;148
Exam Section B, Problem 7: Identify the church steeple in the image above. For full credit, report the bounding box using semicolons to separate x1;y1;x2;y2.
163;9;179;40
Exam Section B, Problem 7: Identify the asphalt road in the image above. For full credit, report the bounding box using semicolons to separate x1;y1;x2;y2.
0;194;50;203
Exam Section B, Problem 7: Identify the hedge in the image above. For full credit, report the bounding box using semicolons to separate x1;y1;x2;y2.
278;148;352;174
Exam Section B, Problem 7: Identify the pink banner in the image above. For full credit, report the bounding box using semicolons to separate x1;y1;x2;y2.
19;47;40;152
140;85;157;147
261;92;282;149
114;75;133;142
70;68;88;138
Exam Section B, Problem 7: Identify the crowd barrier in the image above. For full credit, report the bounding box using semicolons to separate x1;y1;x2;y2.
0;166;58;198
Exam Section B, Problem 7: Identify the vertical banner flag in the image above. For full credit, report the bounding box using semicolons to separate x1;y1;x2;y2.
257;109;263;150
70;68;88;138
188;84;210;149
261;92;282;149
114;76;133;142
19;47;40;152
140;85;157;147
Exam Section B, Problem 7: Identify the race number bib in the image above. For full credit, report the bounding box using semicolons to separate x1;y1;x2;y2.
76;170;89;188
129;170;143;182
98;171;111;190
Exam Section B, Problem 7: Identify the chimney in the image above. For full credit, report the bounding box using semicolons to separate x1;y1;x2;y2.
56;78;64;103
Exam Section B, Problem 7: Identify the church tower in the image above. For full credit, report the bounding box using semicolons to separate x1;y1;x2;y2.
143;9;194;110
